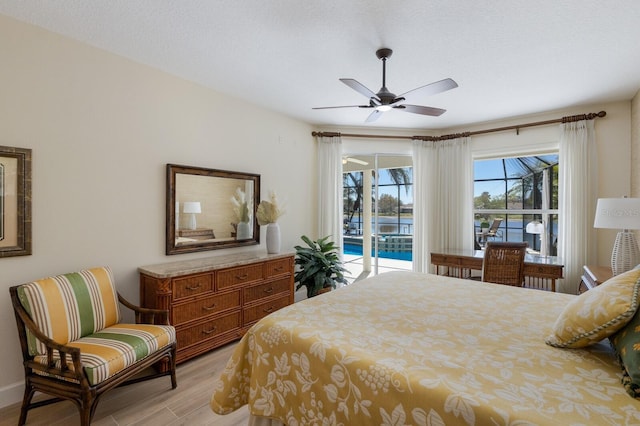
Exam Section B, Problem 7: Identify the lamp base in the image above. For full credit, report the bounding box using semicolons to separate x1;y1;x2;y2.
188;214;197;230
611;231;640;275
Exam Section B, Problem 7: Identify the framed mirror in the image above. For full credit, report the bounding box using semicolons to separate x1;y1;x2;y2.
166;164;260;255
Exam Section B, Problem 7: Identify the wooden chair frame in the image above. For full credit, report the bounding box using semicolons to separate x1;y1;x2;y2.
10;287;177;426
481;242;527;286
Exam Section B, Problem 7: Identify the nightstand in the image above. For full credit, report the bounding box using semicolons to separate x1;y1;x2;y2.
579;265;613;294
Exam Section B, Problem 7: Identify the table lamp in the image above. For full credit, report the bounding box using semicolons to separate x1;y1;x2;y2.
593;197;640;275
526;220;546;256
183;201;201;230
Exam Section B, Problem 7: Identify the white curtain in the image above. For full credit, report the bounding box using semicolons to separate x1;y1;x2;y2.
558;120;598;294
317;135;344;259
412;137;474;273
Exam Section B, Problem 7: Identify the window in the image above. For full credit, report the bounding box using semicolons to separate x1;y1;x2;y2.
474;154;559;255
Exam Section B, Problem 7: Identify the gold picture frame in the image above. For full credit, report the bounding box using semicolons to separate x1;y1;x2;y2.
0;145;32;257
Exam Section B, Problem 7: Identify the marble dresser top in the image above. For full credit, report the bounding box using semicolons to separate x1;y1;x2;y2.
138;251;295;279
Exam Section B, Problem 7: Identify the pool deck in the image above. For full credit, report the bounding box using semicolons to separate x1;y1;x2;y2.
342;253;412;284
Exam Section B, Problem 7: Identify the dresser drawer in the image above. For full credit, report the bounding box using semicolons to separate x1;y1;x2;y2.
243;295;290;324
264;258;292;278
217;264;263;289
172;290;241;325
176;311;241;348
173;273;214;300
243;278;290;304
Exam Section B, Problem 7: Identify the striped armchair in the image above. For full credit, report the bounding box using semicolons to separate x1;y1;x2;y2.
10;266;177;426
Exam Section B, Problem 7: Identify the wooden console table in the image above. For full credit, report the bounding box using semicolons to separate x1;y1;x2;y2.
431;249;564;292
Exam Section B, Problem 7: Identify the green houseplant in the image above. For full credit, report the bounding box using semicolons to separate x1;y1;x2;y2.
294;235;349;298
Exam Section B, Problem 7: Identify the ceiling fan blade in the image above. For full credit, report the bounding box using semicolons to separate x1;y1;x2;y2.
340;78;381;105
397;104;447;117
365;109;384;122
397;78;458;102
312;105;372;110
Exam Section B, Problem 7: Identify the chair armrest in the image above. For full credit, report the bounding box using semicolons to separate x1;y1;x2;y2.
117;292;171;325
12;300;89;385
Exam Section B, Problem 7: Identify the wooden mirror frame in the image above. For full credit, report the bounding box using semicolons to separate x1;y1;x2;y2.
0;145;32;258
166;164;260;255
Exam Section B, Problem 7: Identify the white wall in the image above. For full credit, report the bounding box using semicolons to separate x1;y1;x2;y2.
0;15;316;406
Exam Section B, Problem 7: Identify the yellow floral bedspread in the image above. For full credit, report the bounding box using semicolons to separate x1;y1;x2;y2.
211;271;640;425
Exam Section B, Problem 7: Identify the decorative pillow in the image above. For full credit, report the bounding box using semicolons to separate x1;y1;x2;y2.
611;306;640;399
545;268;640;348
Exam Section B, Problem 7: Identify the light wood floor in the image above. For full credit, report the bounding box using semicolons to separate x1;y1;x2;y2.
0;342;250;426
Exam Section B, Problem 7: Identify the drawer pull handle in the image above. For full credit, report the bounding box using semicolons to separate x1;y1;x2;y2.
263;306;274;313
202;327;217;335
186;284;201;291
203;304;217;311
264;287;274;294
236;274;249;280
275;266;283;271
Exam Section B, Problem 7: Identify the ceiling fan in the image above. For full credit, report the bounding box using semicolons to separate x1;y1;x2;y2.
314;48;458;122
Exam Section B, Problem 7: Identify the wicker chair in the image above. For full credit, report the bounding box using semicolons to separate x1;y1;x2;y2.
481;242;527;286
10;267;177;426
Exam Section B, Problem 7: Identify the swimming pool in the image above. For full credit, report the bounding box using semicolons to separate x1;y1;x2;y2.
343;243;413;261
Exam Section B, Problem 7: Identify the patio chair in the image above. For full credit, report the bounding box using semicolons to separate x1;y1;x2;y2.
485;218;503;241
481;242;527;286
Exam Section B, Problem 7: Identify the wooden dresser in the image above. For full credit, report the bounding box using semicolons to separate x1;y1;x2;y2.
139;251;294;364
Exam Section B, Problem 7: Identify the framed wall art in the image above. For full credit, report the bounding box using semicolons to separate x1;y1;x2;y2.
0;145;32;258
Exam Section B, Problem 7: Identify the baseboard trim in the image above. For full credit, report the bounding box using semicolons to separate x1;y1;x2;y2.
0;381;24;409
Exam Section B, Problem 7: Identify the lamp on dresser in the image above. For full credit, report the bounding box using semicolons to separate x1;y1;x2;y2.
593;197;640;275
183;201;201;230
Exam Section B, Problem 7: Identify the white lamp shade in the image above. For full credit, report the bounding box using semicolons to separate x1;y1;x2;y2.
183;202;201;214
594;198;640;275
594;198;640;230
526;221;544;234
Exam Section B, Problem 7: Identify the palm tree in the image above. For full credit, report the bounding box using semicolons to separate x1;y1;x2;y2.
343;166;412;232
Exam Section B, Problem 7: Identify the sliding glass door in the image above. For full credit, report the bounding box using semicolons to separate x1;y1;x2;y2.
342;154;413;282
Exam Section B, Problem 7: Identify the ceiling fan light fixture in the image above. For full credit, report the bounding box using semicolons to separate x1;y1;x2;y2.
313;48;457;122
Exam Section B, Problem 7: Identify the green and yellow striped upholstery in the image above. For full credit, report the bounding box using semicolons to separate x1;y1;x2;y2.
35;323;176;385
17;267;121;355
16;266;176;385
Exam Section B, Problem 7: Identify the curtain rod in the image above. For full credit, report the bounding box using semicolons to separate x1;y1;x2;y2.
311;110;606;141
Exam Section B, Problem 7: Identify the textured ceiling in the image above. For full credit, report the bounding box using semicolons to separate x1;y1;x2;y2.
1;0;639;130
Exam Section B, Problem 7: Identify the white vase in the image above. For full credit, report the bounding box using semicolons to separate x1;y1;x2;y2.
266;223;281;254
236;221;251;240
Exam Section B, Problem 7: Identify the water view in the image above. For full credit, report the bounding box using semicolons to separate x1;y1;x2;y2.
343;217;558;261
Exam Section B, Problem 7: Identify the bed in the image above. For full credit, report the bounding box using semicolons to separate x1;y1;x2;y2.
210;271;640;425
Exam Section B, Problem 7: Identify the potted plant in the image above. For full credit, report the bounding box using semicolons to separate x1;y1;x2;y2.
480;219;490;233
294;235;349;298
